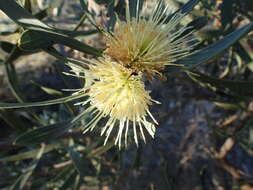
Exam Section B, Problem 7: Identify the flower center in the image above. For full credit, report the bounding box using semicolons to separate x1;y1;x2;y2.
88;61;151;121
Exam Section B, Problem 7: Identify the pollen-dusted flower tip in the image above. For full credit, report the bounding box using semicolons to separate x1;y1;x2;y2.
66;56;158;148
104;0;196;79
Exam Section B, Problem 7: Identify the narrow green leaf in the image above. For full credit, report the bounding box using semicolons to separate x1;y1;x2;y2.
187;71;253;96
3;46;26;103
34;8;48;20
9;144;45;190
105;0;117;31
68;30;98;37
0;0;102;56
58;169;77;190
31;81;63;96
0;143;59;161
24;0;32;13
0;41;15;54
18;30;53;51
12;100;86;146
129;0;144;19
79;0;88;11
14;121;73;145
44;47;89;67
41;30;101;55
173;16;208;42
3;46;45;123
237;42;253;64
179;0;199;14
166;22;253;72
213;101;243;110
220;0;233;29
0;109;28;131
0;93;85;109
184;22;253;67
166;0;199;22
186;16;208;31
0;0;50;30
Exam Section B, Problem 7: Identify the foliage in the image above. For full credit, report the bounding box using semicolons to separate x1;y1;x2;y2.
0;0;253;189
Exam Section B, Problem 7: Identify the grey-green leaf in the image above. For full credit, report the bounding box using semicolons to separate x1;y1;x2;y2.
18;30;53;51
0;0;102;56
9;144;45;190
14;121;73;145
0;93;85;109
187;71;253;96
0;144;59;162
179;0;199;14
165;22;253;72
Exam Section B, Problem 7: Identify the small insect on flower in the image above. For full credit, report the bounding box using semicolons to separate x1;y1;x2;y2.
66;56;159;149
104;0;197;79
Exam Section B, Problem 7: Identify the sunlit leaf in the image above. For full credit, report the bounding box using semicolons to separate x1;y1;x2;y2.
31;81;63;96
214;101;244;110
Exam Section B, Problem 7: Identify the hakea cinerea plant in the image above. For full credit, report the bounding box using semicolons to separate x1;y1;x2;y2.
65;56;159;148
66;0;197;148
104;0;197;79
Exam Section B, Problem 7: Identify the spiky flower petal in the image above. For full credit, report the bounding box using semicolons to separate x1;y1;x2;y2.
104;1;196;78
66;56;158;148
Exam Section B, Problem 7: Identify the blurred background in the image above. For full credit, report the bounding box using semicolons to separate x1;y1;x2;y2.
0;0;253;189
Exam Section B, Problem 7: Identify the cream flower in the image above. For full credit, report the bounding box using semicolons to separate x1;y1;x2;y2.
104;0;196;79
66;56;158;148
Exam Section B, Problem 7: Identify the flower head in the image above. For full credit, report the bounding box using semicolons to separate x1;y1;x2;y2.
67;56;158;148
104;0;196;79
